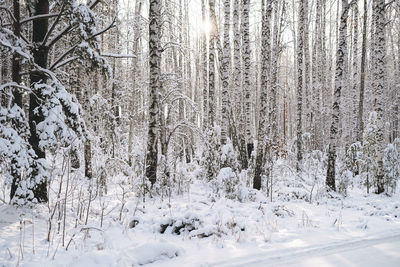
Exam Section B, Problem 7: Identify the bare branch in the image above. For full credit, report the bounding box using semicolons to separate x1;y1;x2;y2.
0;82;31;92
101;53;136;58
46;24;75;48
42;3;67;47
88;0;101;9
47;0;104;48
49;45;77;70
49;18;116;70
384;0;396;8
1;13;60;27
51;56;78;70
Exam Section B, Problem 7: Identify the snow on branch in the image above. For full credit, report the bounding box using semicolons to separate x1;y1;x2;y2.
101;53;136;58
0;28;31;60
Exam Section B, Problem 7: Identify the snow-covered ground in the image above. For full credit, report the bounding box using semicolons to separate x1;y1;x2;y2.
1;180;400;266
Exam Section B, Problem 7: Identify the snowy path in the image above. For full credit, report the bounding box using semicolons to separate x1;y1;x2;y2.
210;230;400;267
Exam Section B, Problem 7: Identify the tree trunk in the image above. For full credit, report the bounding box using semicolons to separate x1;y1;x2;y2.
0;51;9;107
270;0;282;145
202;0;208;129
128;0;142;166
254;0;272;190
373;0;386;194
296;0;305;172
242;0;253;164
311;0;322;150
220;0;231;145
9;0;23;201
232;0;246;167
351;4;359;143
208;0;217;128
146;0;161;185
84;68;93;180
326;0;350;192
358;0;367;143
29;0;50;203
303;0;311;134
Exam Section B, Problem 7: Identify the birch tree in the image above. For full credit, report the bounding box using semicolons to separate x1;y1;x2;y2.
351;4;359;142
358;0;367;142
208;0;217;127
232;0;246;166
372;0;386;194
202;0;208;128
303;0;311;133
296;0;305;172
146;0;161;185
128;0;143;166
326;0;351;192
242;0;253;164
311;0;322;149
254;0;272;190
270;0;283;146
220;0;231;145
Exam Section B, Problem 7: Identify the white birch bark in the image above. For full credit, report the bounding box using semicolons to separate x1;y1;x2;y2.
373;0;386;194
358;0;367;142
254;0;272;190
208;0;217;127
351;4;359;142
296;0;305;172
241;0;253;160
145;0;161;185
311;0;322;149
270;0;282;145
326;0;351;191
303;0;311;134
202;0;208;129
220;0;231;145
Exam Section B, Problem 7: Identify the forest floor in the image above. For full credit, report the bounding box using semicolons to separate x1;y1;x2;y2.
1;178;400;266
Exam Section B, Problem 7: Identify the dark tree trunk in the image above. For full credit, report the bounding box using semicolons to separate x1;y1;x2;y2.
84;141;93;179
83;69;93;179
10;0;23;201
28;0;50;203
1;50;9;107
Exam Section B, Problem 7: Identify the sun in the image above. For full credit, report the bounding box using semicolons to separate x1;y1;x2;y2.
201;19;212;35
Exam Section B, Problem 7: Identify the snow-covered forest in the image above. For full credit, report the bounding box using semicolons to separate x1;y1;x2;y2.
1;0;400;265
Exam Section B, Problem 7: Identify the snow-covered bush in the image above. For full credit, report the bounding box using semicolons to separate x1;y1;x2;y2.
174;160;194;195
200;127;221;181
302;132;313;153
383;138;400;193
337;143;363;196
303;150;325;184
344;142;363;176
220;138;239;172
214;167;239;200
301;150;326;201
337;169;352;196
361;112;379;191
